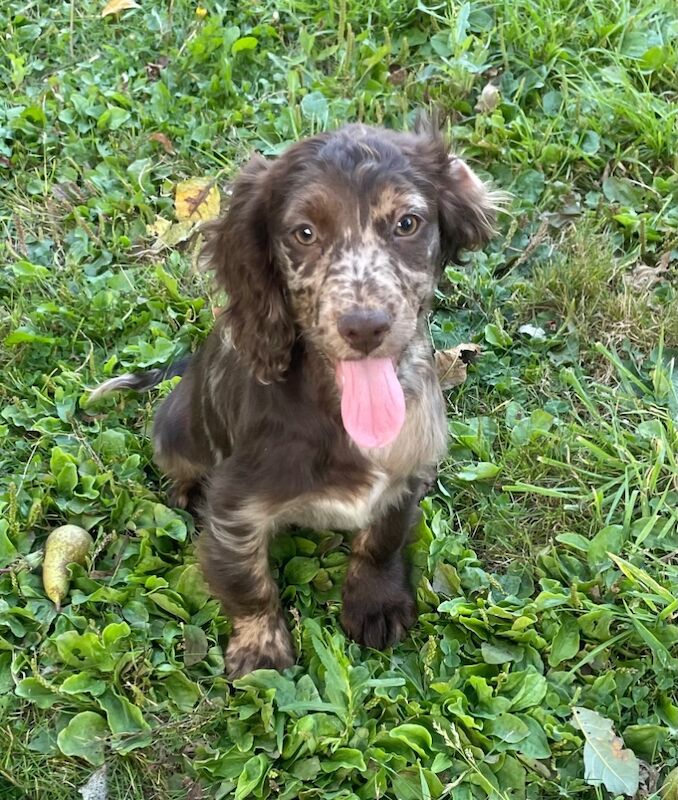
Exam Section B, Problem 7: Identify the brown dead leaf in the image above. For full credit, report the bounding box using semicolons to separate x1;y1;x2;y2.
146;56;169;81
175;178;221;223
475;82;500;114
388;64;408;85
101;0;140;17
435;343;481;389
149;132;175;155
623;263;667;292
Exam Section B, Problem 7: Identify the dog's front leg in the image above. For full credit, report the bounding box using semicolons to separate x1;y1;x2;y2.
198;473;294;679
340;482;422;650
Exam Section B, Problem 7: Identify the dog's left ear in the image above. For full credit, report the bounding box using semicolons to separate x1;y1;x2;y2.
437;154;499;263
409;124;501;264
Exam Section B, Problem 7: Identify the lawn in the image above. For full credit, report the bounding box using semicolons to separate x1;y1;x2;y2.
1;0;678;797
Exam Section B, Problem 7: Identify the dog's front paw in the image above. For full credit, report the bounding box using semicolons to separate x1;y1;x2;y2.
341;564;417;650
226;612;295;679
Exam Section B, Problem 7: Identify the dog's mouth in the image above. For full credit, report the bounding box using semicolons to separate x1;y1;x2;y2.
335;357;406;449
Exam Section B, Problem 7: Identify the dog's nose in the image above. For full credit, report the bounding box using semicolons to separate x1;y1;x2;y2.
337;309;392;354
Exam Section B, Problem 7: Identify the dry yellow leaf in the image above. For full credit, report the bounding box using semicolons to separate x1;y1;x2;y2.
175;178;221;223
146;215;172;239
622;262;667;292
475;82;501;114
101;0;140;17
435;343;482;390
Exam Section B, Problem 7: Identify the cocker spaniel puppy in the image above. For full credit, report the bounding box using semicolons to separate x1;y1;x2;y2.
91;123;499;677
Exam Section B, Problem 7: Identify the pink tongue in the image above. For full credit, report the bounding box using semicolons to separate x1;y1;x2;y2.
336;358;406;448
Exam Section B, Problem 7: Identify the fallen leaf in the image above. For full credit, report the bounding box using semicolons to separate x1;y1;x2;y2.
475;82;501;114
149;132;175;155
518;324;546;340
146;215;172;239
148;219;195;252
175;178;221;223
79;765;108;800
146;56;169;81
434;343;481;389
388;64;408;85
623;263;667;291
101;0;140;17
572;706;640;797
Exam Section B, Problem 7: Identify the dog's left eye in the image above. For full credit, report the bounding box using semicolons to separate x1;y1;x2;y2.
293;225;317;245
394;214;420;237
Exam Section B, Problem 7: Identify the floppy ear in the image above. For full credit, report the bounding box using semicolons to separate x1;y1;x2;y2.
410;122;501;264
438;153;500;263
201;156;295;383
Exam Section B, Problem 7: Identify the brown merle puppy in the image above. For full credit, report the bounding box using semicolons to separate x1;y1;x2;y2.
91;123;499;678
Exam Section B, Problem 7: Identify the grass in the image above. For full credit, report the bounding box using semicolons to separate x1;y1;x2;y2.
1;0;678;798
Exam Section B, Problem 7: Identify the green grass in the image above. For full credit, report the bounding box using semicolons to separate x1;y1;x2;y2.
1;0;678;798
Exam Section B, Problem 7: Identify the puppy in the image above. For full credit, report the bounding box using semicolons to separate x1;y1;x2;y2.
91;123;499;677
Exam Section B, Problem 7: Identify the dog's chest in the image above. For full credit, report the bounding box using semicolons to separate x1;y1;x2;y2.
291;382;447;532
292;469;404;532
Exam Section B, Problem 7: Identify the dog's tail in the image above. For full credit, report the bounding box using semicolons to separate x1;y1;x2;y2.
87;356;191;404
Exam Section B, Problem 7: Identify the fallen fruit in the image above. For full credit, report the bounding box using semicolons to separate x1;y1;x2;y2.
42;525;94;610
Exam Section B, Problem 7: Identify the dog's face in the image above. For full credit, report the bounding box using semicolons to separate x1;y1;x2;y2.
272;148;442;364
204;124;498;382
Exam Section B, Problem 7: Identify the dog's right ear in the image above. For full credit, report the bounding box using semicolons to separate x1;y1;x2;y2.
201;156;295;383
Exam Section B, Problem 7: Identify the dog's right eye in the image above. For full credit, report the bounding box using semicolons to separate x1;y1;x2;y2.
293;225;317;245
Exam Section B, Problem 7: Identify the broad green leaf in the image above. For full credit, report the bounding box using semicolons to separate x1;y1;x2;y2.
587;525;625;570
456;462;501;482
572;706;640;796
549;615;580;666
0;521;18;567
320;748;367;772
284;556;320;584
231;36;258;55
623;724;668;761
388;724;433;757
235;754;268;800
501;668;547;711
484;713;530;744
167;564;210;612
96;690;149;735
484;323;513;348
60;672;106;696
15;677;59;709
183;624;209;667
517;714;551;758
481;641;521;664
661;767;678;800
163;672;201;711
148;591;190;622
290;756;321;780
57;712;109;766
300;91;328;121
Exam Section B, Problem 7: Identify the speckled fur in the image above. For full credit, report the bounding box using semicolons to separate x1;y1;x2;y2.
92;123;499;678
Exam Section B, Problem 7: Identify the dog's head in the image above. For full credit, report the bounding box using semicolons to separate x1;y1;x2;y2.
204;124;499;385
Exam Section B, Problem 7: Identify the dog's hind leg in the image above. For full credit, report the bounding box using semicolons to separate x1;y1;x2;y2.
153;373;211;510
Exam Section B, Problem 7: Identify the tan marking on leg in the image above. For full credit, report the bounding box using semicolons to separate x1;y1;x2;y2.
226;610;295;679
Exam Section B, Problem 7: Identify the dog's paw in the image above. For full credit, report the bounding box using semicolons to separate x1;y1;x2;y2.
226;612;295;679
168;480;203;514
341;566;417;650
